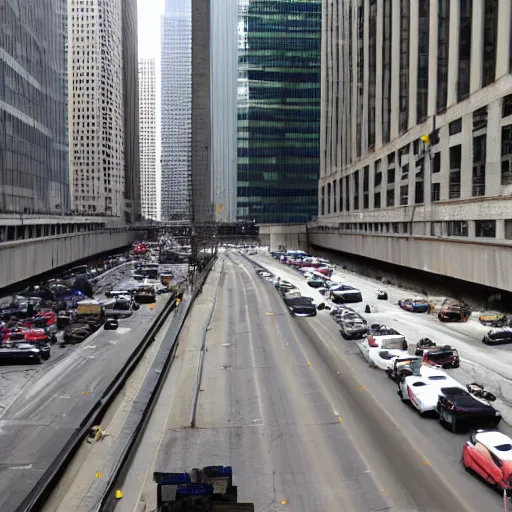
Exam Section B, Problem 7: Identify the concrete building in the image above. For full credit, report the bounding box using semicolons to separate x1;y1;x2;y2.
122;0;142;222
237;0;321;224
69;0;125;217
161;0;192;221
138;58;158;221
210;0;238;222
0;0;69;214
316;0;512;292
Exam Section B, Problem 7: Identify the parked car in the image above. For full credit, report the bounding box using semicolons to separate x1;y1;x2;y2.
339;316;368;340
330;284;362;304
386;356;423;382
358;324;408;370
0;342;44;364
462;430;512;491
274;279;295;290
284;297;317;317
398;298;430;313
279;288;301;300
316;265;334;276
438;299;471;322
422;345;460;369
104;318;119;330
307;275;327;289
482;327;512;345
436;387;502;432
479;311;507;326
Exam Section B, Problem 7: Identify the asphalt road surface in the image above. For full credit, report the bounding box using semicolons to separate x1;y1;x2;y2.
116;251;503;512
0;296;169;512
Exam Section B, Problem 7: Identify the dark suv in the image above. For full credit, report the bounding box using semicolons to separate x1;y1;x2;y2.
482;327;512;345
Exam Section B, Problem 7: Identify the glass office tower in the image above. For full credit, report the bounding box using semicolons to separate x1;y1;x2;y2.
237;0;321;224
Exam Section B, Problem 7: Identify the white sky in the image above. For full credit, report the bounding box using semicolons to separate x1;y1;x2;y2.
137;0;165;59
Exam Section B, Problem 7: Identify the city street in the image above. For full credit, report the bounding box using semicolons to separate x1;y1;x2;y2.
114;251;503;512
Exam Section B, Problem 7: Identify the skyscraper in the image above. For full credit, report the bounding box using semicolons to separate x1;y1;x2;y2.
237;0;321;224
0;0;69;214
139;58;158;220
161;0;192;221
69;0;125;216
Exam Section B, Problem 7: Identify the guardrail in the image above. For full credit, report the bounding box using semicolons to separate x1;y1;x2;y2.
17;256;215;512
86;255;217;511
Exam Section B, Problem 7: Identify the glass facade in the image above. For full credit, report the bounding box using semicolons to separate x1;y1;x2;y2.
0;0;69;214
237;0;321;224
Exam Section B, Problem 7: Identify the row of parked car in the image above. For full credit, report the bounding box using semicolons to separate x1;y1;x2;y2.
329;303;512;495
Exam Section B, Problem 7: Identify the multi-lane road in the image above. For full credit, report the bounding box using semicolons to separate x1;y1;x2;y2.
112;251;505;512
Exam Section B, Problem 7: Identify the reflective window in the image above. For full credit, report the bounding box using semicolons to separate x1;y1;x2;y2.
327;182;332;214
333;180;337;213
472;135;486;196
431;183;440;202
437;0;450;112
374;159;382;186
353;170;359;210
417;2;429;123
356;3;365;156
386;189;395;207
482;0;499;87
447;221;468;236
382;0;393;142
458;0;472;102
399;0;410;133
339;178;343;211
449;145;462;199
449;118;462;135
368;0;377;149
400;185;408;205
475;220;496;237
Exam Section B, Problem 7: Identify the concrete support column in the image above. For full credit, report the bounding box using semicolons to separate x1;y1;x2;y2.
375;0;383;148
447;0;460;107
470;0;484;94
428;0;439;117
486;99;502;197
460;113;473;199
439;125;450;201
408;0;419;129
390;0;400;141
496;0;512;78
496;219;505;239
468;219;476;238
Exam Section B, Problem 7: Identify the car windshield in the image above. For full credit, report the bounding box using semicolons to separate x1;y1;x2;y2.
495;444;512;451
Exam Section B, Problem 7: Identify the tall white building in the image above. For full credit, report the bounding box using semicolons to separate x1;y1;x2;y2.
315;0;512;292
160;0;192;221
138;58;158;220
69;0;139;218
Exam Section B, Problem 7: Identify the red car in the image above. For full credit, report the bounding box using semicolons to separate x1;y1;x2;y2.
134;243;147;255
462;430;512;490
422;345;459;368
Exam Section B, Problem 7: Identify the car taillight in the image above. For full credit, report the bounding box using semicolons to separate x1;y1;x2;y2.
368;336;378;347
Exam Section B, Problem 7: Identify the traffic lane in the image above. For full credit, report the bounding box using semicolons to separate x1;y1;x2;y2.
0;297;170;512
239;260;476;512
299;314;504;512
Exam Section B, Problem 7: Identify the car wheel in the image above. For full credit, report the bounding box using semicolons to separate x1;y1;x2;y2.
35;355;42;365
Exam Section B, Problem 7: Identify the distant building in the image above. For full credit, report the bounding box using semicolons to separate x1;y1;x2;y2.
68;0;140;219
0;0;69;214
237;0;321;224
160;0;192;221
139;58;158;220
315;0;512;293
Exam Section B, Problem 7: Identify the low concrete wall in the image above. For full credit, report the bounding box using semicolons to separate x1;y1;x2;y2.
0;230;136;289
309;230;512;292
258;224;308;252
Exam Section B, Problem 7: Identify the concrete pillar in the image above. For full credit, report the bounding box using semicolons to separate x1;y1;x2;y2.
439;125;450;201
486;99;501;197
468;219;476;238
460;112;473;199
375;0;383;148
470;0;484;94
496;0;512;79
389;0;400;141
447;0;460;107
496;219;505;239
408;0;419;129
428;0;438;117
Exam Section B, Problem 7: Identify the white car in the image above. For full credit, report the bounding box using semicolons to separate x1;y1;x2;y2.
357;324;409;370
398;366;465;415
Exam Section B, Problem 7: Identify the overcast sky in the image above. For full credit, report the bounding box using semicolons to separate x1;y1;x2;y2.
137;0;164;59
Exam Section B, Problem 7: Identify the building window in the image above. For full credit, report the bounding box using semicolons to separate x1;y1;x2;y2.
417;2;429;123
353;171;359;210
503;95;512;118
415;181;424;204
374;192;381;208
431;182;440;202
399;0;410;133
345;175;350;211
387;152;395;165
386;189;395;207
458;0;472;101
449;145;462;199
473;107;488;132
387;168;395;184
392;222;399;234
400;185;408;205
339;178;343;211
482;0;498;87
363;166;369;209
472;134;486;196
356;3;364;156
505;220;512;239
447;220;468;236
449;118;462;135
382;0;393;142
321;186;325;215
401;164;409;179
333;180;337;213
368;0;377;148
374;160;382;186
433;152;441;173
501;125;512;185
437;0;450;112
475;220;496;237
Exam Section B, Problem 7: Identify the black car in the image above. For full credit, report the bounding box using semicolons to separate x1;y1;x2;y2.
438;299;471;322
339;316;368;340
482;327;512;345
436;387;501;432
0;343;44;364
104;318;119;330
329;285;363;304
283;297;317;317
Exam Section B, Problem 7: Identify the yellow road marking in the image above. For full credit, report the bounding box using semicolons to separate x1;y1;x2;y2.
381;489;388;495
338;417;343;423
307;361;312;367
281;500;287;505
149;303;156;310
360;386;366;391
423;460;431;466
265;312;274;316
95;471;101;479
82;391;89;395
